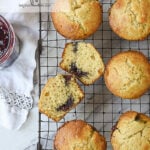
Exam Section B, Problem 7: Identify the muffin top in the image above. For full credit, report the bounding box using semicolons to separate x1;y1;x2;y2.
111;111;150;150
104;50;150;99
54;120;107;150
51;0;102;40
109;0;150;40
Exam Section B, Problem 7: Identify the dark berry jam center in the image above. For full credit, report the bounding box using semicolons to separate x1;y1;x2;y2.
70;62;88;78
72;42;78;53
56;97;74;111
0;19;9;59
63;75;72;85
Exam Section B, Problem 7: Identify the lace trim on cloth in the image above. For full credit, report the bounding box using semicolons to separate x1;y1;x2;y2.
0;87;33;110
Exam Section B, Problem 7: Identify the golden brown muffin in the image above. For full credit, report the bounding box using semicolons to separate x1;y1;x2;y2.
104;50;150;99
109;0;150;40
54;120;107;150
51;0;102;40
111;111;150;150
38;74;84;121
60;42;104;85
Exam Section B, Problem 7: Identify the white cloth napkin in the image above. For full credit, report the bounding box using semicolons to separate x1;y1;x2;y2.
0;12;39;130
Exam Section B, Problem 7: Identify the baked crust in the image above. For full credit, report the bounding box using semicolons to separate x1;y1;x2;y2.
109;0;150;40
51;0;102;40
104;50;150;99
111;111;150;150
54;120;107;150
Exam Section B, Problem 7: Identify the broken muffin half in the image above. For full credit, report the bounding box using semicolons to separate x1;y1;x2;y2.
38;74;84;121
60;42;104;85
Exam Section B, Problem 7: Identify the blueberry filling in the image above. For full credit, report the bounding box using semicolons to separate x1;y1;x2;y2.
0;22;9;58
112;123;118;132
56;97;74;111
72;42;78;52
63;75;72;85
135;114;141;121
134;114;147;124
70;62;88;78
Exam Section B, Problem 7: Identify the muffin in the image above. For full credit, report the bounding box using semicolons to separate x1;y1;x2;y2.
38;74;84;121
111;111;150;150
104;50;150;99
109;0;150;40
54;120;107;150
51;0;102;40
60;42;104;85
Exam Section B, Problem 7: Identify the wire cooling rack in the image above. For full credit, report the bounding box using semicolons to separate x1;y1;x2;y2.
37;0;150;149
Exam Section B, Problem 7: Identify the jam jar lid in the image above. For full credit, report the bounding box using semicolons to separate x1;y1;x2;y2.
0;15;15;64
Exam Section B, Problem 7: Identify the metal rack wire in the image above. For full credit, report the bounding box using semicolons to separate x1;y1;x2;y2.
37;0;150;149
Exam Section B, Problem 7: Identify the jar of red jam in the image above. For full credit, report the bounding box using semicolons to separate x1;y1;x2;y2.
0;15;19;69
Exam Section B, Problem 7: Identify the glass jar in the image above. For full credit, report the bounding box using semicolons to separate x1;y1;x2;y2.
0;15;19;69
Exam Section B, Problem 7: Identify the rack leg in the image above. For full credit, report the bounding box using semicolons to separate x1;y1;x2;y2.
37;142;42;150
